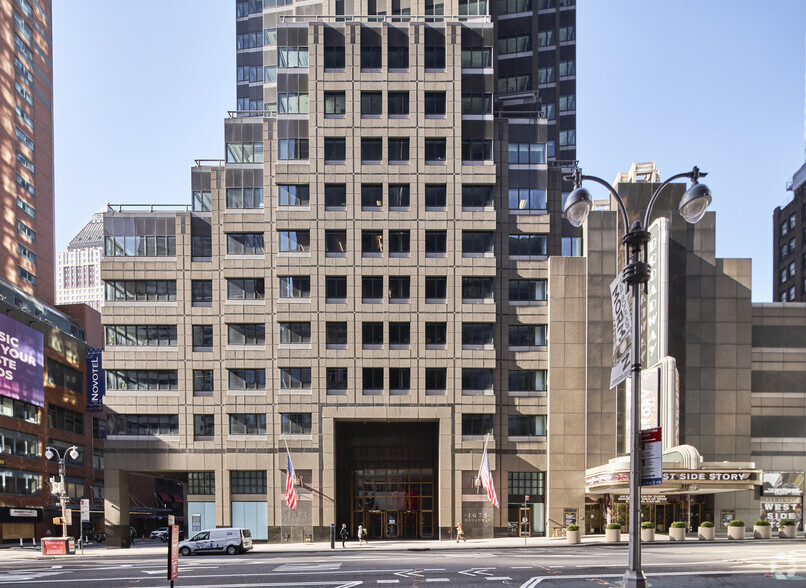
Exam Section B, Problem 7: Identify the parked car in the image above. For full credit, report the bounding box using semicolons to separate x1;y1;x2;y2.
178;528;252;556
150;527;170;541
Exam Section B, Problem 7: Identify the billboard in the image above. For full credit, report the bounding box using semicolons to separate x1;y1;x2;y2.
86;348;105;411
762;472;804;496
0;314;44;407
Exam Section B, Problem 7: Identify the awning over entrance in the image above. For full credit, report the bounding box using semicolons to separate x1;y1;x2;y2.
585;445;762;495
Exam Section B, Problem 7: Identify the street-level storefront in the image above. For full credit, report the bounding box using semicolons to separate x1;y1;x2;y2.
584;445;762;532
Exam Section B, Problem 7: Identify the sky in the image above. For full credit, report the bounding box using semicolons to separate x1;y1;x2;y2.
52;0;806;302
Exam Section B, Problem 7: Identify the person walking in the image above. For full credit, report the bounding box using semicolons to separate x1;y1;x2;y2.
339;523;349;548
130;526;136;546
357;524;367;546
455;522;465;543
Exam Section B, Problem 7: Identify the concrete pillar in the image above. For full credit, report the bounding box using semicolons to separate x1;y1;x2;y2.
104;469;130;549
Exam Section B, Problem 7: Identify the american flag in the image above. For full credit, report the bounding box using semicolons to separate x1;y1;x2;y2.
479;448;499;508
286;453;298;510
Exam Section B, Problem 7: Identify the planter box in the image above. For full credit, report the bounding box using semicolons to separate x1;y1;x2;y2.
605;528;621;543
779;525;796;539
754;525;771;539
698;526;715;541
641;528;655;542
727;526;746;540
669;527;686;541
566;530;580;544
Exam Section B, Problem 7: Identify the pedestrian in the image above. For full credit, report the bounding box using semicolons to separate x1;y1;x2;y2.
357;524;367;546
130;526;136;546
339;523;349;548
456;522;465;543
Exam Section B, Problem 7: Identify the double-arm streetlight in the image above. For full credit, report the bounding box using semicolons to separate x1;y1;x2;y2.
45;445;80;538
563;166;712;588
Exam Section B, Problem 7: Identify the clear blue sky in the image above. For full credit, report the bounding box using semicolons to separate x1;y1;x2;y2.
53;0;806;302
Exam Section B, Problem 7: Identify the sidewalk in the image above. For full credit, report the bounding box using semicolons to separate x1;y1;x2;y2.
0;532;801;561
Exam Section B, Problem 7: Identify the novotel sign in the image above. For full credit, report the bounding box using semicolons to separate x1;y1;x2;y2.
86;348;105;411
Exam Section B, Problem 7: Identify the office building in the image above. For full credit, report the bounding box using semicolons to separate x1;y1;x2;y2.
56;209;106;312
773;161;806;302
1;0;55;305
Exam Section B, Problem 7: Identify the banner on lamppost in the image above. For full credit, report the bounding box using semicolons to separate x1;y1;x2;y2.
80;499;89;522
642;219;669;368
640;427;663;486
609;275;632;389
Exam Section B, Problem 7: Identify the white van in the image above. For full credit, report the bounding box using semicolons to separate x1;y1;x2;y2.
178;528;253;556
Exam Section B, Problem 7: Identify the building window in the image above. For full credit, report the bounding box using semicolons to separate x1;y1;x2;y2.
0;396;38;424
425;230;447;255
362;230;384;254
389;184;410;208
226;233;264;255
498;34;531;55
508;471;545;497
498;74;532;94
425;322;447;347
389;276;411;301
509;188;547;212
325;276;347;301
92;418;106;440
508;143;547;164
104;280;178;302
16;173;35;197
361;138;383;162
0;427;37;459
462;93;492;114
780;269;788;284
0;467;39;496
388;44;409;69
389;368;410;393
105;325;178;347
326;322;348;347
425;367;447;394
462;139;492;162
324;91;346;115
462;185;494;208
226;142;264;163
360;276;383;302
462;277;494;301
462;231;495;255
361;43;382;70
192;325;214;351
541;102;555;119
62;478;84;500
228;323;265;346
389;322;411;346
388;230;410;254
559;94;576;112
389;138;410;162
425;138;447;162
388;91;409;115
226;187;264;209
278;138;309;160
230;471;266;494
509;233;547;256
17;243;35;264
278;230;310;252
362;184;383;209
361;91;382;116
278;185;310;206
107;414;178;436
509;324;547;347
189;472;215;495
508;415;547;437
106;369;178;391
324;45;345;69
496;0;528;14
559;59;575;77
93;450;104;471
537;65;555;85
325;138;347;163
424;92;447;116
279;322;311;344
281;413;312;435
461;47;493;68
16;197;35;219
788;286;795;301
462;414;493;436
229;413;266;435
193;370;214;396
425;276;447;301
279;276;310;298
228;369;266;390
462;369;494;393
325;184;347;208
280;367;312;390
17;220;35;241
17;267;35;286
326;367;348;392
424;43;445;68
562;236;583;256
278;46;309;67
194;415;214;439
227;278;264;300
462;323;494;347
45;359;82;395
363;367;384;393
278;92;309;114
425;185;447;209
325;230;348;255
559;129;576;147
363;322;383;347
509;370;547;393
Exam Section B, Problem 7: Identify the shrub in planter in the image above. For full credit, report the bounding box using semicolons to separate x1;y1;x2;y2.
698;521;715;541
605;523;621;543
779;519;797;539
669;521;686;541
566;524;580;544
754;519;771;539
727;520;745;540
640;521;655;542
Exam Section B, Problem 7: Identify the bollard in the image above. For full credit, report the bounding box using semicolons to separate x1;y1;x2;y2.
330;524;335;549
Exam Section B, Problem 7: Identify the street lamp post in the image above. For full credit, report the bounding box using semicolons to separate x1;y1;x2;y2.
563;166;712;588
45;445;80;539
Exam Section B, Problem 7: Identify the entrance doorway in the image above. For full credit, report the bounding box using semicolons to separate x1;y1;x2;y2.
335;421;438;540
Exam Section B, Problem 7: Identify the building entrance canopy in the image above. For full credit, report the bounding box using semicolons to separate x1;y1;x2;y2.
585;445;762;495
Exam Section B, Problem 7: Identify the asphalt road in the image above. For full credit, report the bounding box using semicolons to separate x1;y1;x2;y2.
0;542;804;587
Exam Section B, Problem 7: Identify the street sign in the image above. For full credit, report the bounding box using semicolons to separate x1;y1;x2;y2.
168;525;179;582
640;427;663;486
80;499;90;522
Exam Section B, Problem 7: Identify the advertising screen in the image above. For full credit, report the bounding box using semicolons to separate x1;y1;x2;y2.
0;314;44;407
